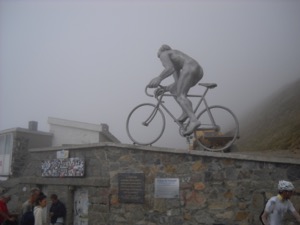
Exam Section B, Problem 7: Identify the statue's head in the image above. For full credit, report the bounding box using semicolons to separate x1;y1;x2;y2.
157;44;171;57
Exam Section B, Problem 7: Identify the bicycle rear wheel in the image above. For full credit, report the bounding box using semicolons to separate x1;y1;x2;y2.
194;105;239;152
126;103;166;145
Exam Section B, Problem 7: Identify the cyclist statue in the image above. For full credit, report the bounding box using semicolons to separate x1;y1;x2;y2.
148;44;203;135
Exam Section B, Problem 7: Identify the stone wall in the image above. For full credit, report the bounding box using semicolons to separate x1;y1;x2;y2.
6;143;300;225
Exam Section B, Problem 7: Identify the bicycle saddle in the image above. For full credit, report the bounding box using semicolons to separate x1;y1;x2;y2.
198;83;217;89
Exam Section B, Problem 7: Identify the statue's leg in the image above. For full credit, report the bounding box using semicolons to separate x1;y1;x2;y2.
169;72;188;123
176;66;202;135
177;113;188;123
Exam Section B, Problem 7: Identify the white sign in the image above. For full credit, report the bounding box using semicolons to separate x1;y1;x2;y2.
57;149;69;159
155;178;179;198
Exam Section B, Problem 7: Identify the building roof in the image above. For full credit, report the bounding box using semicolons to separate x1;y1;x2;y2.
0;127;52;136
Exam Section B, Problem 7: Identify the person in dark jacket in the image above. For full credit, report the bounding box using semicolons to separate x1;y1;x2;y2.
49;194;66;225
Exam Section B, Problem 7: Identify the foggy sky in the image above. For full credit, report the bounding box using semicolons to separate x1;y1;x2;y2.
1;0;300;149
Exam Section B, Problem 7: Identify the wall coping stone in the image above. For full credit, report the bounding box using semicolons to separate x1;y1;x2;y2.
29;142;300;165
19;177;109;187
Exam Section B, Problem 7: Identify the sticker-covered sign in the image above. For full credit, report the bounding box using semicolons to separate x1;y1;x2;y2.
41;158;84;177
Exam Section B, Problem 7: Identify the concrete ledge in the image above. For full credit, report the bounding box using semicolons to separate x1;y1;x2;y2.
29;142;300;165
20;177;110;187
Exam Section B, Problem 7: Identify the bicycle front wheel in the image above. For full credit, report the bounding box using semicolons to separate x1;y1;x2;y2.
194;105;239;152
126;103;166;145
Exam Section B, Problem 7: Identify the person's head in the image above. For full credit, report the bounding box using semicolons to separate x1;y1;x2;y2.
30;187;40;203
50;194;58;204
1;193;11;203
157;44;172;58
278;180;295;199
36;194;47;208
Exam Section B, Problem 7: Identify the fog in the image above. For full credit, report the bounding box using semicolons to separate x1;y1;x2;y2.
1;0;300;149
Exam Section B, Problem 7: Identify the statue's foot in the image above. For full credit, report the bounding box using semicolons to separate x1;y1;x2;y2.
177;114;188;123
184;121;201;136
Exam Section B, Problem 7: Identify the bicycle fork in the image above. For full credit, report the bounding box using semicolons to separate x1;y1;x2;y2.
142;95;164;126
142;106;160;126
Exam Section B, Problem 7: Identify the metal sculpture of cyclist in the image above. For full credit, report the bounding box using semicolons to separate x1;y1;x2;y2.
148;44;203;135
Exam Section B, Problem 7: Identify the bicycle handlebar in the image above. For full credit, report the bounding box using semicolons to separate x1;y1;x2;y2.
145;85;167;97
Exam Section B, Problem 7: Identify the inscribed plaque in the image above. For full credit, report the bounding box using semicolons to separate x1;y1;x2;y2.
118;173;145;203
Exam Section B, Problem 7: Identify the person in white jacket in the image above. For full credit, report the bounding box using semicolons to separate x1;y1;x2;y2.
34;194;47;225
261;180;300;225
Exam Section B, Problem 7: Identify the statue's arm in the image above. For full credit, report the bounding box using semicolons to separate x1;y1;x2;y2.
148;53;175;88
158;53;175;80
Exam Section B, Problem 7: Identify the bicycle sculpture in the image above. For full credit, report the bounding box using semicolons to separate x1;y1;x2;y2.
126;45;239;151
126;84;239;151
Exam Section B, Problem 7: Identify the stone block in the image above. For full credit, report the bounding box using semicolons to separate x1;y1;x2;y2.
208;201;233;210
234;211;249;221
215;210;234;220
194;182;205;191
192;161;206;171
164;164;177;173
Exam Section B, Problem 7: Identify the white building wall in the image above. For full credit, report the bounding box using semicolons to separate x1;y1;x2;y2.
48;117;120;146
49;124;100;146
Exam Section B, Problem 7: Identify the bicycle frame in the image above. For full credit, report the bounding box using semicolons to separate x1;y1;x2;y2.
126;82;239;150
145;84;219;134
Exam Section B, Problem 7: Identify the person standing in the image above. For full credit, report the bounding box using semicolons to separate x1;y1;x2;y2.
0;194;17;225
20;187;40;225
49;194;66;225
33;195;47;225
21;188;40;215
261;180;300;225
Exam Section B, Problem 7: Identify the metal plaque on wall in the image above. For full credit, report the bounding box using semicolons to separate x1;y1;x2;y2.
155;178;179;198
118;173;145;203
41;158;84;177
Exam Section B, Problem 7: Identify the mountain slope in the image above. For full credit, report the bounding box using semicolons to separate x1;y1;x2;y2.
237;79;300;151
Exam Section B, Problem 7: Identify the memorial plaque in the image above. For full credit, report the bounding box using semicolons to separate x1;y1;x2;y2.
155;178;179;198
118;173;145;203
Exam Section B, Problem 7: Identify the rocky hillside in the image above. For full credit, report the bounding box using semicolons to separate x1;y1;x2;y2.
236;79;300;152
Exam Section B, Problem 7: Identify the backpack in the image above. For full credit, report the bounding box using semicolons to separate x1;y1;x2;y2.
20;210;34;225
